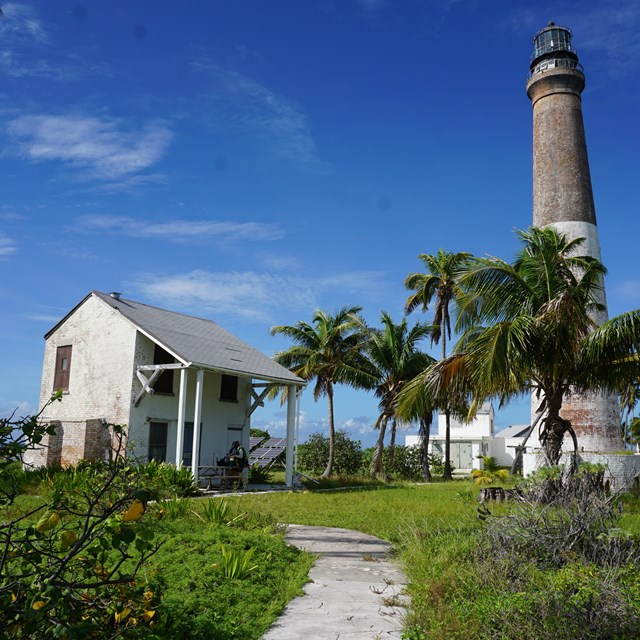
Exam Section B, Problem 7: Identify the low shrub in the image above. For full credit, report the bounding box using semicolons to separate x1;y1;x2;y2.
297;430;363;475
473;464;640;639
136;460;198;498
248;463;273;484
360;445;447;480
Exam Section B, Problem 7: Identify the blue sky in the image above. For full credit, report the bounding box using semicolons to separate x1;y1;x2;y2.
1;0;638;447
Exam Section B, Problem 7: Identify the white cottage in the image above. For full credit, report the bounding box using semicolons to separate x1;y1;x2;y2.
26;291;304;486
405;403;495;472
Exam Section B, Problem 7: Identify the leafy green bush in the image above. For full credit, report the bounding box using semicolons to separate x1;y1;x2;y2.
248;463;273;484
136;460;198;498
297;430;363;476
472;464;640;639
1;405;160;639
360;445;447;480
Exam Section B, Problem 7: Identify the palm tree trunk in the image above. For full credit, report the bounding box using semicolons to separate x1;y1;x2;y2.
321;385;335;478
388;418;397;467
443;408;453;480
441;334;453;481
370;415;388;478
419;416;432;481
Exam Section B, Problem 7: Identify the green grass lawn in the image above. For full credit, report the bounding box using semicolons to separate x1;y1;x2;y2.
230;481;480;541
226;481;640;640
5;468;640;640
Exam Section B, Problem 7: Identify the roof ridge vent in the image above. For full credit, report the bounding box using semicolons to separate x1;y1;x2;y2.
109;291;122;300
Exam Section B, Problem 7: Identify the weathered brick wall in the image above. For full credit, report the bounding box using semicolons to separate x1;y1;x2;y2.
527;64;622;453
84;418;112;460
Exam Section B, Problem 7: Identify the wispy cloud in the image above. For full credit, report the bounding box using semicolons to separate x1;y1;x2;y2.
0;234;18;259
569;1;640;77
254;411;378;443
193;62;321;166
6;114;172;182
0;211;24;221
0;399;36;419
23;313;61;323
0;3;113;80
0;2;61;79
130;268;386;322
75;215;284;243
0;3;49;44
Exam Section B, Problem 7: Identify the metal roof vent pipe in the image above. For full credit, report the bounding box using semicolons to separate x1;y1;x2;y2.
109;292;122;300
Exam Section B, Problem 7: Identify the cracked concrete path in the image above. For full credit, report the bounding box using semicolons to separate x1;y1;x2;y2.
262;525;408;640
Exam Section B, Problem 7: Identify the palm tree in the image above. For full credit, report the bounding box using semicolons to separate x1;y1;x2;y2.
404;249;471;479
428;227;640;467
270;307;373;478
358;312;433;478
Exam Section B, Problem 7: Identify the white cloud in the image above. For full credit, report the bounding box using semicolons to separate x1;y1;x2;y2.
23;313;61;323
6;114;172;181
0;234;17;259
0;399;36;419
0;3;49;44
75;215;284;243
130;267;386;322
343;416;376;436
255;411;379;445
193;63;321;166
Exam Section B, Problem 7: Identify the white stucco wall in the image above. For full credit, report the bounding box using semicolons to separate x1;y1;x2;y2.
128;332;251;467
24;295;137;467
38;295;137;426
28;294;252;469
437;408;494;438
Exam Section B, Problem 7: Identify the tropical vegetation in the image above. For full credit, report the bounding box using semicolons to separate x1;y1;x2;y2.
270;306;374;477
416;227;640;466
356;312;434;477
404;249;472;479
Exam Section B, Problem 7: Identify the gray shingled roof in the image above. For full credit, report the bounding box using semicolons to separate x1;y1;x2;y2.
495;424;530;438
90;291;303;385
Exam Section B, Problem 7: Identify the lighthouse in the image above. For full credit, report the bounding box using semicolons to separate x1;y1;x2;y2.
526;22;622;453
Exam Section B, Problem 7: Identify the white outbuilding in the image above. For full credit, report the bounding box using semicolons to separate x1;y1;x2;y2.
25;291;304;487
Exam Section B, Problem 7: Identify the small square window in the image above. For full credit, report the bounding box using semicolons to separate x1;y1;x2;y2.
220;375;238;402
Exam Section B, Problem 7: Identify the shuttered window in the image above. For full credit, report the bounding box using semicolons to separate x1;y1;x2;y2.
53;346;72;391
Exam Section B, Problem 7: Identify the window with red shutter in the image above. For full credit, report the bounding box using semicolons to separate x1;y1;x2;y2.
53;345;72;391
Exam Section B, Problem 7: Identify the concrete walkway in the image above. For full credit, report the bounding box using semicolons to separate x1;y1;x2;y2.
262;525;408;640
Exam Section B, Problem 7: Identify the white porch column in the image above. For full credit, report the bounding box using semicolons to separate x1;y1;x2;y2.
191;369;204;485
285;385;297;487
175;368;188;468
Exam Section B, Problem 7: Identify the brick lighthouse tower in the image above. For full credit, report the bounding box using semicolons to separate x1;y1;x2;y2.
526;22;622;453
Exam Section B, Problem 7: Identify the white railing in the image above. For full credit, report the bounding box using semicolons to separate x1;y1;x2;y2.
529;57;584;78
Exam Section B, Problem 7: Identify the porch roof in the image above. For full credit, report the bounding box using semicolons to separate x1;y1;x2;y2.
48;291;304;386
